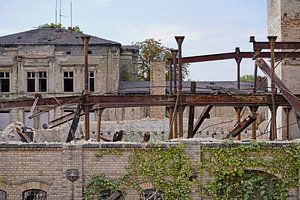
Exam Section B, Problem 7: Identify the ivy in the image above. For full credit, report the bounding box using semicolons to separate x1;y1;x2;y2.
200;142;300;200
83;174;125;200
84;142;300;200
84;144;198;200
126;144;197;200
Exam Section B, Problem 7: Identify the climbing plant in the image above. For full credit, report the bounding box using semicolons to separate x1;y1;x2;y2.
83;174;125;200
200;141;300;200
84;144;198;200
126;144;197;200
84;142;300;200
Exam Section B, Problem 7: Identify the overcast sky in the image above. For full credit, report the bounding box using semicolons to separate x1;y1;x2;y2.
1;0;267;81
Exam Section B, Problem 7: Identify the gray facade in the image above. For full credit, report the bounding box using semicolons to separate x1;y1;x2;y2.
0;28;138;130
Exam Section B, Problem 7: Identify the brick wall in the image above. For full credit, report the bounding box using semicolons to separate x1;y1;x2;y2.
150;61;166;119
0;141;299;199
267;0;300;139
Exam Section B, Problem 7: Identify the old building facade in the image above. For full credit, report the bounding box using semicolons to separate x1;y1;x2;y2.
0;28;138;130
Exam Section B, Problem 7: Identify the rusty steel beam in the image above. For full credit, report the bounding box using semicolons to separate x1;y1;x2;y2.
1;94;299;109
0;96;80;109
256;59;300;113
179;52;300;64
187;82;196;138
48;111;84;129
191;105;213;138
225;114;257;138
250;36;300;50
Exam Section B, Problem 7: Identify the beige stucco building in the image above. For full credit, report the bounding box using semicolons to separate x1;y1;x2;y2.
0;28;138;130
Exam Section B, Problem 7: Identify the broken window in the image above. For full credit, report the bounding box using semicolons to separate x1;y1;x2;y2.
22;189;47;200
27;72;35;92
38;71;47;92
89;71;95;92
0;190;7;200
0;72;10;92
64;71;74;92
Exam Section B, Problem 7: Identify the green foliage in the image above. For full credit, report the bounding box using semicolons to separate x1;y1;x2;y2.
126;144;197;200
95;148;123;158
0;176;5;184
38;23;83;33
84;142;300;200
83;174;125;200
136;38;189;81
200;142;300;200
84;144;197;200
240;74;254;82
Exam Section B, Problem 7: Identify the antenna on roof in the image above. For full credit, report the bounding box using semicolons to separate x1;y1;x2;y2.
70;1;73;28
59;0;62;25
55;0;58;25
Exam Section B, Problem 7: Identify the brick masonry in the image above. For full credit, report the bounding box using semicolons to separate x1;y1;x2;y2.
268;0;300;139
0;141;299;199
150;61;166;119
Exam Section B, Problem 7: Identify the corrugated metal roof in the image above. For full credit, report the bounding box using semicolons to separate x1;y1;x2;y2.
0;28;120;46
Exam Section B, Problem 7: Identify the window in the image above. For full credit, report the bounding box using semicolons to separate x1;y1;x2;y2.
38;72;47;92
22;189;47;200
141;189;163;200
0;72;10;92
0;111;10;131
27;72;35;92
27;71;47;92
64;71;74;92
89;71;95;92
0;190;7;200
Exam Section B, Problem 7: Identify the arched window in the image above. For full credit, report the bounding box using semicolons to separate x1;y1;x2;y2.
141;189;163;200
0;190;7;200
22;189;47;200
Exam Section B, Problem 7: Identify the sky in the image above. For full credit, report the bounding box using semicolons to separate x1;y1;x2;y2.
0;0;267;81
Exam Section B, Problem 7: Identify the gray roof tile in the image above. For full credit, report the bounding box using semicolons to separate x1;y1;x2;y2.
0;28;120;46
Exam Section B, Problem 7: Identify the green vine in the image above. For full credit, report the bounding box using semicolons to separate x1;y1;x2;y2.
95;148;123;158
200;142;300;200
83;174;125;200
126;144;198;200
84;142;300;200
84;144;198;200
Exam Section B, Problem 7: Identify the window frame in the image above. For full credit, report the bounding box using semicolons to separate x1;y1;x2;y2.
0;71;10;93
63;71;74;92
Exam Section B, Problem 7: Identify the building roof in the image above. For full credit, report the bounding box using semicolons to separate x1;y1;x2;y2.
0;28;120;46
119;81;266;95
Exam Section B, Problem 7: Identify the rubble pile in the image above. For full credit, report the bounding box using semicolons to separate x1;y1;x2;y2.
0;121;24;142
0;117;269;143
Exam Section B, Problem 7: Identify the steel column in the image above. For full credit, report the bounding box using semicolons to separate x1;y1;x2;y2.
187;82;196;138
268;36;277;140
81;35;91;141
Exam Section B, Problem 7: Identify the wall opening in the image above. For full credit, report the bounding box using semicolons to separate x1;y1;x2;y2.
22;189;47;200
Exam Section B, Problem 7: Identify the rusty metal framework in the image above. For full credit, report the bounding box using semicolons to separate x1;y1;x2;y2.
1;36;300;142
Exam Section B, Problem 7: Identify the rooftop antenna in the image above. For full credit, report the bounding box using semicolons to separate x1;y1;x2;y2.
59;0;62;25
70;1;73;28
55;0;58;25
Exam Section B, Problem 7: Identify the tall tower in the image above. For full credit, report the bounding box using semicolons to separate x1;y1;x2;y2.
268;0;300;139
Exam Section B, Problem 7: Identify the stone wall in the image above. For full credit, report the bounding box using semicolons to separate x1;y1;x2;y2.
0;141;299;199
267;0;300;139
149;61;166;119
